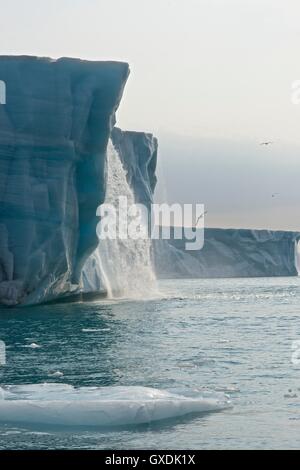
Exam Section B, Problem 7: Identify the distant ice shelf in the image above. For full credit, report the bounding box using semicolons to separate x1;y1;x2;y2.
153;228;300;279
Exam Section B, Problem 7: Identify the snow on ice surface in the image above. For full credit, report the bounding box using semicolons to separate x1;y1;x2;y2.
0;384;231;427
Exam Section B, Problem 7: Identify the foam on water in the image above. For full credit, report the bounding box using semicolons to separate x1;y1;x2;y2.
0;384;230;427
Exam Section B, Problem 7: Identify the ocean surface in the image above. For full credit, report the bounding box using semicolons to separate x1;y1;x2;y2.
0;277;300;450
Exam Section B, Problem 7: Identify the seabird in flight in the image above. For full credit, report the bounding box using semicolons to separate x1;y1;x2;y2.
196;211;208;226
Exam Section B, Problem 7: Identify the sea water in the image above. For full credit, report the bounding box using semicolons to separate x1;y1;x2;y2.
0;277;300;449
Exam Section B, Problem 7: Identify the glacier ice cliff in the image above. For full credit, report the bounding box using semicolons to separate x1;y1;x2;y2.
111;127;158;207
0;56;129;305
153;228;300;279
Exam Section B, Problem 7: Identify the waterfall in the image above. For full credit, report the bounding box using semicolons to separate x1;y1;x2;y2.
82;140;157;298
295;240;300;276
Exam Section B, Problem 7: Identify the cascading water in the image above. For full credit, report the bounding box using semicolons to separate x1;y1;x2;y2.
295;240;300;276
82;140;157;298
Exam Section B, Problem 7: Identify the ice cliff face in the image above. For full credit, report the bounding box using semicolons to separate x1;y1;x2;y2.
111;128;158;207
154;228;300;278
0;56;129;305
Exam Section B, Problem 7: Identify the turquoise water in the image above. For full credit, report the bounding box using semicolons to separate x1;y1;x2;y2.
0;277;300;449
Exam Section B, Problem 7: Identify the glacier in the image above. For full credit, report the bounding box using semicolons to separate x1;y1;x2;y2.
0;56;129;305
0;56;159;305
0;55;298;306
154;228;300;279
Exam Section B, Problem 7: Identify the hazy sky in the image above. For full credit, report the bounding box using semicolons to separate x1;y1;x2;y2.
1;0;300;229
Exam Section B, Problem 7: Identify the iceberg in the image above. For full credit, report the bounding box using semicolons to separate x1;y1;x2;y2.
0;384;230;427
0;56;129;305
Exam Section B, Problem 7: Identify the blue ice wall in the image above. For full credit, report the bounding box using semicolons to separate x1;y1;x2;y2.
0;56;129;305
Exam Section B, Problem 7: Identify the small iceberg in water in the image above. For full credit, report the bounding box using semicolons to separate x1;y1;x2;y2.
23;343;41;349
0;384;231;427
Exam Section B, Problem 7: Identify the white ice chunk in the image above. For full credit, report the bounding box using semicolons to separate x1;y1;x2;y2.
0;384;231;427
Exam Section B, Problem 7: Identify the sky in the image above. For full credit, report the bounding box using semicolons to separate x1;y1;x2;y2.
1;0;300;230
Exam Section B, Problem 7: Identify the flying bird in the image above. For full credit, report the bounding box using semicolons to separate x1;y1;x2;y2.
260;141;274;146
196;211;208;226
271;193;279;198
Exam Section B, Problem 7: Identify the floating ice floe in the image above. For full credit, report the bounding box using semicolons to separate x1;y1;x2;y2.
48;371;64;378
23;343;41;349
82;328;111;333
0;383;231;427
